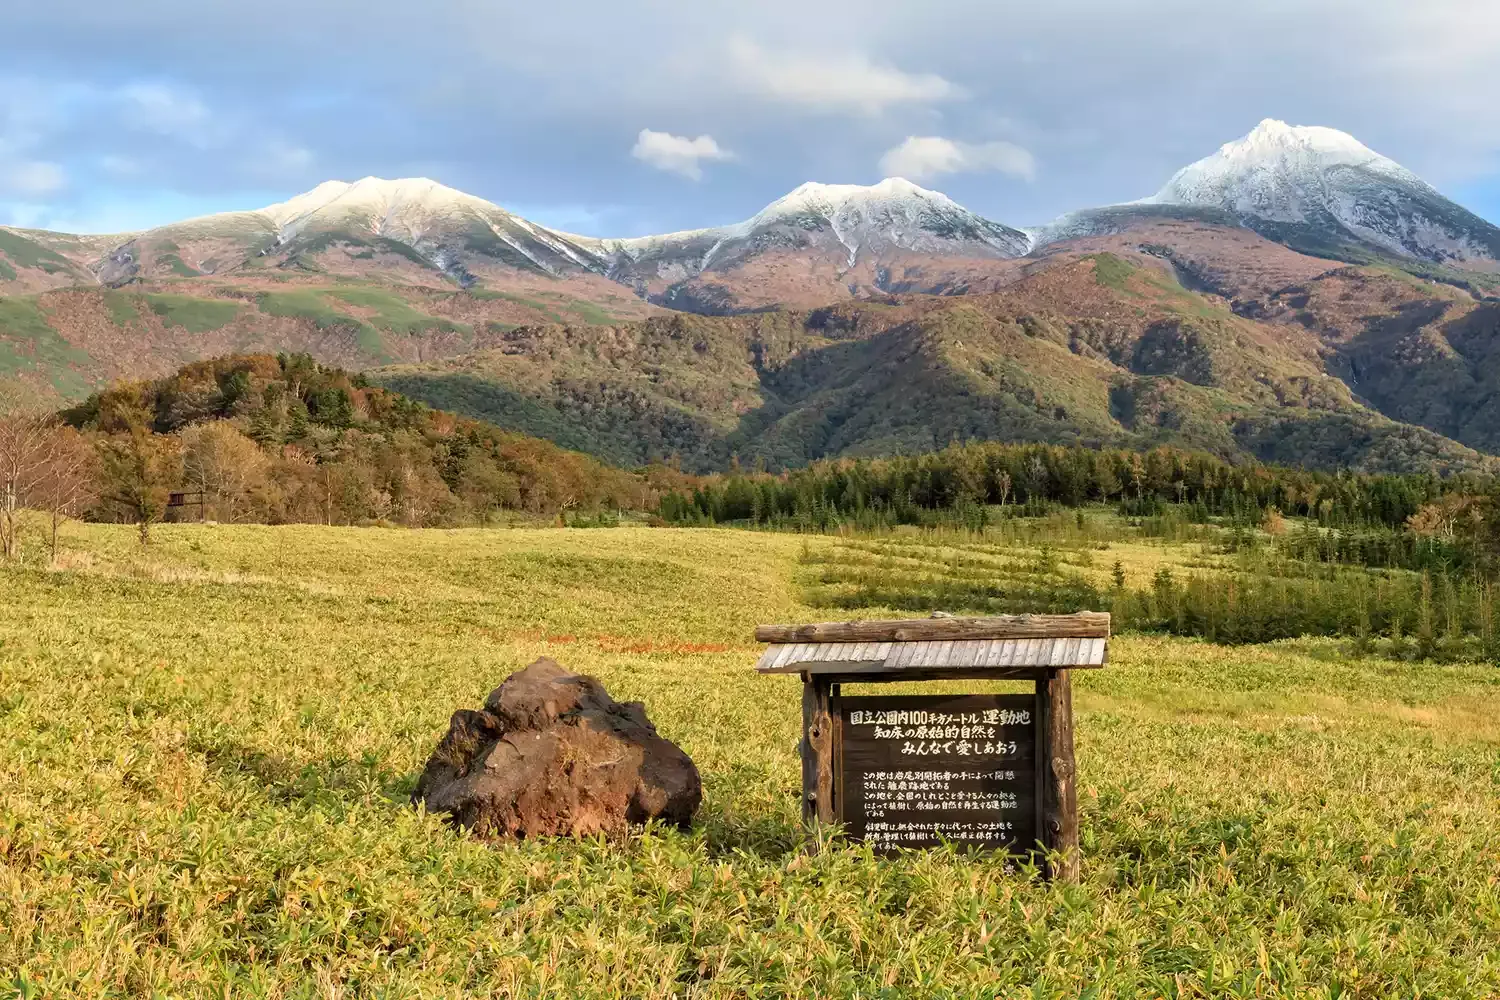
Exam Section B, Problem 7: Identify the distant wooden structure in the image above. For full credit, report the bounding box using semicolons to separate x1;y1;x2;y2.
755;611;1110;880
166;490;207;521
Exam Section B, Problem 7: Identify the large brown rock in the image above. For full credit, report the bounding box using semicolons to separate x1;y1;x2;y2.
412;658;701;838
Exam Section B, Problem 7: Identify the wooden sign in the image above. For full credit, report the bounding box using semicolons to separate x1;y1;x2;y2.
754;612;1111;881
837;693;1037;854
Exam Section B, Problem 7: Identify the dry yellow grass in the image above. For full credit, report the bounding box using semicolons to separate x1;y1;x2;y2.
2;523;1498;997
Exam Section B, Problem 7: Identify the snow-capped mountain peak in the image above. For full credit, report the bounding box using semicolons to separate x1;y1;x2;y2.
1234;119;1397;167
564;176;1030;284
1141;119;1426;222
1024;119;1500;267
752;177;955;222
734;176;1030;263
1111;118;1499;265
257;176;504;244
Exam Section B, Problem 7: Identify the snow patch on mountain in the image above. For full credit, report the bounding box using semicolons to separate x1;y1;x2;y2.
260;180;354;229
486;220;551;273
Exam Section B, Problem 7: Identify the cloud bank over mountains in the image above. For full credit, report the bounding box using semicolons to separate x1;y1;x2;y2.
3;0;1500;236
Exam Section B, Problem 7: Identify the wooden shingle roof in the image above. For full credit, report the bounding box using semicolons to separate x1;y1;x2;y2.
753;612;1110;676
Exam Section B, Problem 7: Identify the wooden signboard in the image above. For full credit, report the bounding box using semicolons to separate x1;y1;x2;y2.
754;612;1110;880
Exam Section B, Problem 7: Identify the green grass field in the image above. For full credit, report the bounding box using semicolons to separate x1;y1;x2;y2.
2;523;1499;997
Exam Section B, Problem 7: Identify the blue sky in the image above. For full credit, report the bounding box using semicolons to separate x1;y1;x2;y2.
4;0;1499;237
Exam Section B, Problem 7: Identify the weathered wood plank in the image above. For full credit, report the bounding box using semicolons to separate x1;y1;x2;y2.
812;677;835;826
800;676;816;824
755;612;1111;644
757;636;1110;673
763;659;1105;676
831;683;844;833
1039;669;1079;882
805;667;1057;684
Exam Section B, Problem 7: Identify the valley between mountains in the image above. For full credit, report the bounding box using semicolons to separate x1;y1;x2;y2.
3;120;1500;475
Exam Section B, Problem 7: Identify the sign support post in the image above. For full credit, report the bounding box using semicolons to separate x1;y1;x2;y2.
800;673;837;826
1039;668;1078;881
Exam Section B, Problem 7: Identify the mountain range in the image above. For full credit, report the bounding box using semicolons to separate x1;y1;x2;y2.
3;119;1500;476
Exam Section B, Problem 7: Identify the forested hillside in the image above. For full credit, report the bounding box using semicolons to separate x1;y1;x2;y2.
375;254;1499;476
56;353;673;529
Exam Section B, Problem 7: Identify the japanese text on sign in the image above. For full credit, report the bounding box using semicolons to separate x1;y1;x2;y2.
838;694;1038;854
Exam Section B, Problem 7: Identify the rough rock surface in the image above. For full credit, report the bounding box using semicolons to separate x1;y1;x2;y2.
412;658;701;838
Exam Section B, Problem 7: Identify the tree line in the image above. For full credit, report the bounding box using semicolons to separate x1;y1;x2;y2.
659;441;1482;532
6;355;1500;574
659;441;1500;581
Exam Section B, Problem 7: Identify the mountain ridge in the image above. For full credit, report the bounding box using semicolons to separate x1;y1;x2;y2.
5;119;1499;310
5;121;1500;479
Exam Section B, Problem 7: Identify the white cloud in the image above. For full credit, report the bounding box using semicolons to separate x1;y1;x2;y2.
631;129;733;180
879;136;1036;182
728;36;958;116
0;160;66;197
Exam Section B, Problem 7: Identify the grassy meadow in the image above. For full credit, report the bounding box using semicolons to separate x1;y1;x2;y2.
2;520;1499;997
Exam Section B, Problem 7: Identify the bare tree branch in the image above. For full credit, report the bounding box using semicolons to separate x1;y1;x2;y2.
35;426;98;562
0;411;56;560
